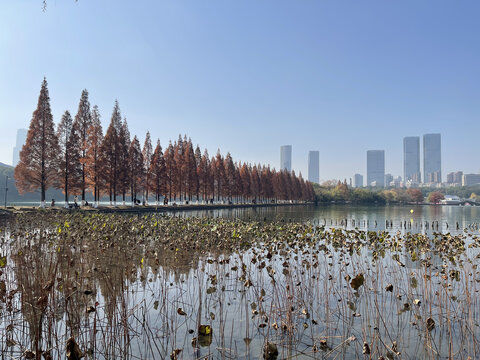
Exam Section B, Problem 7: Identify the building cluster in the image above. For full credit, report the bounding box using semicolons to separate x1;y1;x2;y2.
352;133;479;188
280;133;478;189
280;145;320;184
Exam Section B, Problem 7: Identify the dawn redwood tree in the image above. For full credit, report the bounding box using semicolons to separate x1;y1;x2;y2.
99;101;122;205
14;78;61;207
194;145;202;200
184;139;198;201
85;105;104;206
57;110;81;207
173;135;185;201
239;163;251;202
142;132;153;204
214;150;225;202
73;89;92;205
149;140;166;205
118;118;131;204
164;142;176;201
224;153;235;202
128;136;144;205
198;149;211;201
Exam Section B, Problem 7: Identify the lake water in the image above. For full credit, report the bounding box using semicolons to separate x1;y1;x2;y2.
173;204;480;233
0;205;479;359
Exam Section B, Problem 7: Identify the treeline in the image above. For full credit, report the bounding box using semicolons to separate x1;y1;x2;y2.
14;79;315;206
313;181;451;204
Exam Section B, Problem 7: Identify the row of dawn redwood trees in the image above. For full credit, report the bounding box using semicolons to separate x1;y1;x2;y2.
14;79;315;207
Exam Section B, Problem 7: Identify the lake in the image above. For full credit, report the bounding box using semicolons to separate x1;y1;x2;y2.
0;205;479;359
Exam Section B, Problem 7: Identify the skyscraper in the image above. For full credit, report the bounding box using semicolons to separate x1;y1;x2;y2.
367;150;385;187
423;133;441;183
353;174;363;188
12;128;27;166
403;136;420;183
308;151;319;183
280;145;292;172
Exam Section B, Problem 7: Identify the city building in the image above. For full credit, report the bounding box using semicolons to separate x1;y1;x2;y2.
447;171;463;185
462;174;480;186
384;173;393;187
403;136;421;183
307;150;319;183
367;150;385;187
423;133;441;184
12;128;27;166
391;176;402;188
454;171;463;184
280;145;292;172
353;174;363;188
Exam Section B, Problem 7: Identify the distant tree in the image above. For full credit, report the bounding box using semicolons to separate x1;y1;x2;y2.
427;191;444;204
214;150;225;201
14;78;60;207
164;142;176;201
57;110;81;206
73;89;92;204
142;132;153;204
149;140;166;204
184;139;198;201
128;136;144;205
407;188;424;203
198;149;211;201
85;105;103;206
99;101;122;205
224;152;236;201
240;163;251;202
118;118;131;204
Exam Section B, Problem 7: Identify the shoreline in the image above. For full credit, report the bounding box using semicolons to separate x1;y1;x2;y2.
0;201;314;216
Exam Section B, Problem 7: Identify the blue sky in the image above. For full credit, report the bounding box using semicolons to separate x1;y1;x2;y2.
1;0;479;181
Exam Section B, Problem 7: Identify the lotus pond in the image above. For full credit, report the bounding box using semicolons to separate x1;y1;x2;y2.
0;209;479;359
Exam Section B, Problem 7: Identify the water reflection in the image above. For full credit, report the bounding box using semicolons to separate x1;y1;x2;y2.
0;210;479;359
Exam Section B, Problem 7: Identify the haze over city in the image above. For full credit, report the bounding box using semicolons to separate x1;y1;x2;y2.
1;1;480;180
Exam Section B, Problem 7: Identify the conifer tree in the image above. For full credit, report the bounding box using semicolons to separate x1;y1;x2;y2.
85;105;104;206
224;152;235;202
198;149;210;202
128;136;144;205
99;101;122;205
118;118;131;204
164;142;176;201
142;132;153;204
149;140;166;205
57;110;81;206
73;89;92;204
14;78;60;207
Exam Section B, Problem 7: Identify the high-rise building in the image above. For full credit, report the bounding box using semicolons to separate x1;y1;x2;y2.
423;133;441;183
403;136;421;183
384;173;393;187
447;171;463;185
367;150;385;187
308;151;319;183
280;145;292;172
12;128;28;166
462;174;480;186
353;174;363;188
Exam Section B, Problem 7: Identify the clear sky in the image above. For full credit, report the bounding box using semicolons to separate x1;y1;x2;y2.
1;0;479;181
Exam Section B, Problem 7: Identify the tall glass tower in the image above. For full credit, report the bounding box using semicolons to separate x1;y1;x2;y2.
403;136;421;183
423;133;441;183
308;151;319;183
280;145;292;172
12;128;28;166
367;150;385;187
